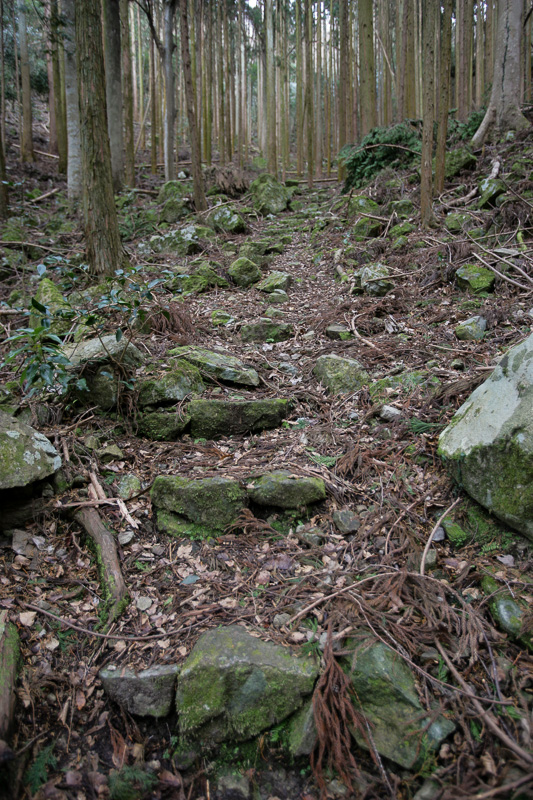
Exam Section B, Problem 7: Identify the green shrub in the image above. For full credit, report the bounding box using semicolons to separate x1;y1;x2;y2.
341;123;422;191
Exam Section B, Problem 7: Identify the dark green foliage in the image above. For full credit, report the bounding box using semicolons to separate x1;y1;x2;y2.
24;744;57;793
341;124;422;192
447;109;485;144
108;766;157;800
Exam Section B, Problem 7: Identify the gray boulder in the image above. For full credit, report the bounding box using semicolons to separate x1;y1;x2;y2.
455;316;487;341
438;332;533;541
240;320;293;343
0;411;61;489
257;272;292;293
207;205;247;234
176;625;318;746
228;257;262;288
99;665;179;717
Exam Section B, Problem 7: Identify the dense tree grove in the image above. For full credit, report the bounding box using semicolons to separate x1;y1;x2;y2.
0;1;531;230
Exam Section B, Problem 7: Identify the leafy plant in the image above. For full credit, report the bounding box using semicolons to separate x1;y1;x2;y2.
108;766;157;800
24;743;57;793
341;123;422;191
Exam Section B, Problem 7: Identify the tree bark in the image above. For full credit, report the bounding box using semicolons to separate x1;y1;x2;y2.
76;0;127;277
18;0;34;162
305;0;314;187
63;0;82;204
472;0;530;147
103;0;124;190
178;0;206;211
0;123;8;218
435;0;453;195
121;0;135;187
420;0;436;227
50;0;67;173
359;0;377;136
265;0;277;175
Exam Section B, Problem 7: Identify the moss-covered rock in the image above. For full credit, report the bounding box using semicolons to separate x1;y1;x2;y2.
313;354;369;394
228;257;262;288
360;263;393;296
344;638;455;769
189;398;289;439
240;320;293;343
151;475;246;530
389;221;414;239
29;278;74;337
159;198;190;224
388;198;414;218
481;575;533;652
211;309;235;326
136;410;191;441
169;262;229;295
456;264;495;294
438;331;533;541
325;324;353;341
207;205;247;234
369;369;441;400
444;212;472;233
99;665;180;718
138;364;204;408
238;241;270;267
250;174;290;215
176;625;318;746
441;517;470;547
265;289;289;304
0;410;61;490
455;316;487;340
247;470;326;508
353;217;383;240
256;271;292;293
149;224;215;256
168;347;259;387
158;180;192;204
478;177;506;209
443;147;476;179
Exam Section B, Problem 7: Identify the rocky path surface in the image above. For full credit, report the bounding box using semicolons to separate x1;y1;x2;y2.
1;158;533;800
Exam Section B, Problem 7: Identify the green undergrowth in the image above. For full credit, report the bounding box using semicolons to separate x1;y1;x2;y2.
341;123;422;191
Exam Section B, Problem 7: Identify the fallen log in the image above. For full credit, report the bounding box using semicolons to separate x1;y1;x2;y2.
74;508;129;627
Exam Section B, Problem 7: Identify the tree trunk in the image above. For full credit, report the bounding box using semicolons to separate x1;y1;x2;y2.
472;0;529;147
420;0;436;227
18;0;34;162
265;0;277;175
103;0;124;190
63;0;82;204
435;0;452;195
150;37;157;174
162;0;176;180
0;123;8;218
50;0;67;173
178;0;206;211
121;0;135;187
295;0;303;176
359;0;377;136
305;0;314;187
76;0;127;277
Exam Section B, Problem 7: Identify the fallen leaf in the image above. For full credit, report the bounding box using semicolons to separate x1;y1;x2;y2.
19;611;36;627
496;554;515;567
76;690;86;710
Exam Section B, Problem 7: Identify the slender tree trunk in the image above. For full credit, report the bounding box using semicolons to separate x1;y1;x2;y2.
420;0;436;227
47;5;57;156
475;1;485;107
359;0;377;136
178;0;206;210
50;0;67;173
150;37;157;173
0;0;5;152
204;1;212;165
18;0;34;162
0;123;8;218
265;0;277;175
216;0;225;164
435;0;452;195
103;0;124;190
304;0;314;186
63;0;82;203
121;0;135;187
472;0;529;146
296;0;303;176
76;0;127;277
162;0;176;180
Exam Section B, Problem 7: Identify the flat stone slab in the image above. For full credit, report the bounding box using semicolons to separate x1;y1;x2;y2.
326;324;353;341
0;411;62;489
257;271;292;293
63;334;145;368
99;665;179;718
247;470;326;508
151;475;247;531
176;625;318;746
137;410;191;441
168;347;259;387
241;320;294;343
313;354;369;394
189;398;289;439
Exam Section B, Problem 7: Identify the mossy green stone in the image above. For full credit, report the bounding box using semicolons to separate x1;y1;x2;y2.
388;198;414;218
151;475;246;530
444;212;471;233
256;271;292;293
247;470;326;508
250;174;289;215
137;410;190;441
29;277;74;336
455;316;486;340
478;177;506;209
99;665;180;718
456;264;495;294
138;364;204;408
360;263;393;296
176;625;318;746
189;398;289;439
0;411;62;489
481;576;533;652
240;320;293;343
159;198;189;224
389;221;414;239
170;263;228;295
369;370;441;400
211;310;235;326
313;354;369;394
158;180;191;203
168;348;259;387
207;205;247;234
441;517;470;546
442;147;476;179
228;257;262;288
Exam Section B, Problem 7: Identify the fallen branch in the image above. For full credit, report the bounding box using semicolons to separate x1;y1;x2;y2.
73;507;129;626
28;188;60;204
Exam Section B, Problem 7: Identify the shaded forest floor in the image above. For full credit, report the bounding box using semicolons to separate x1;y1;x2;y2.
0;121;533;800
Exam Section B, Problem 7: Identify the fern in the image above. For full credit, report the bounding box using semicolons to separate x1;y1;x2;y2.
24;744;57;794
109;766;157;800
341;123;422;192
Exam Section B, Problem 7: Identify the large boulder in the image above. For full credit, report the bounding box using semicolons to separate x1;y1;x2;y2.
168;262;228;295
168;346;259;387
228;257;262;288
207;205;247;234
176;625;318;747
345;638;455;769
151;475;246;533
0;411;61;490
138;364;204;409
250;174;289;215
438;332;533;541
149;224;215;256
